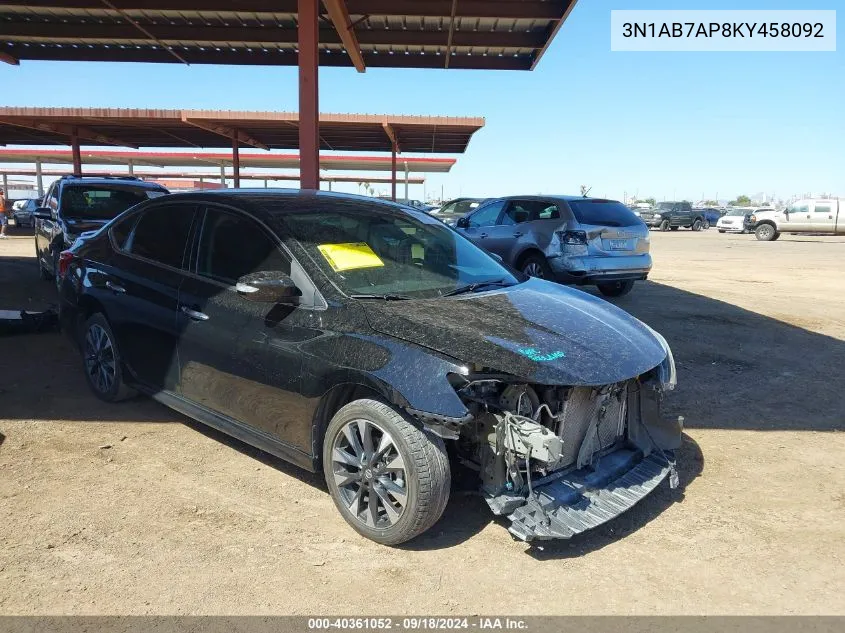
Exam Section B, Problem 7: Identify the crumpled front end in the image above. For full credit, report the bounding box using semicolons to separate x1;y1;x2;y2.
451;353;682;542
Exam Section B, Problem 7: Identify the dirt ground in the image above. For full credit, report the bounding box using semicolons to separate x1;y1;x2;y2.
1;223;843;615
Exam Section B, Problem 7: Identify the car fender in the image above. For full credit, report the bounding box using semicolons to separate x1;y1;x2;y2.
300;332;470;420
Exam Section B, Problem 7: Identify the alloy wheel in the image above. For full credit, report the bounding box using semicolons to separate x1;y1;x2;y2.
84;324;116;394
523;262;544;278
758;225;774;240
331;419;408;529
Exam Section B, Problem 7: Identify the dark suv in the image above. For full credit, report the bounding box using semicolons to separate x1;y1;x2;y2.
57;190;680;546
33;175;168;280
638;201;705;231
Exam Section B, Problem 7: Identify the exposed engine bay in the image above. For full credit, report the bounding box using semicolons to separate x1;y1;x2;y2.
448;368;683;541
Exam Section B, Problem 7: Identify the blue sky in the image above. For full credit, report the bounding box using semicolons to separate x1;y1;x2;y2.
1;0;843;202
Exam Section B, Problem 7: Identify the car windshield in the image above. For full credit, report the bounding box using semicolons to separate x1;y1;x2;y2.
657;202;675;210
726;209;749;216
60;186;160;221
281;205;520;299
567;199;642;227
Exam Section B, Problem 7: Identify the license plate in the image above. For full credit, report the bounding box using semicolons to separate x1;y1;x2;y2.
609;239;629;250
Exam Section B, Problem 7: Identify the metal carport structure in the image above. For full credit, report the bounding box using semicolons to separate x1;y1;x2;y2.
0;0;578;187
0;108;481;197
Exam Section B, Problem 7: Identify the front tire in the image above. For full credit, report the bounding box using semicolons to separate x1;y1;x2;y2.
755;224;779;241
323;399;451;546
597;280;635;297
659;220;670;231
81;314;135;402
692;219;703;231
718;229;726;234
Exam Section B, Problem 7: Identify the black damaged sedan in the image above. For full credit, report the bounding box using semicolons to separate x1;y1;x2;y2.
58;190;681;545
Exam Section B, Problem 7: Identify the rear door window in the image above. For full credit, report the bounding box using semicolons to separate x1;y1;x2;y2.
468;200;505;227
123;204;196;269
566;199;642;227
195;207;290;285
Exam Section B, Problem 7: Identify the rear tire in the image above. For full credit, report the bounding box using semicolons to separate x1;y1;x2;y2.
755;224;779;242
597;280;635;297
81;313;135;402
659;220;670;231
692;219;703;231
520;253;553;280
323;399;451;546
718;229;726;234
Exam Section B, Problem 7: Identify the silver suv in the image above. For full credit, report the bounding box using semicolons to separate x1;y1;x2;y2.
454;196;651;297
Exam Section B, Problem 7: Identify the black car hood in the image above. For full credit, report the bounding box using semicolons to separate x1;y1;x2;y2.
361;278;667;386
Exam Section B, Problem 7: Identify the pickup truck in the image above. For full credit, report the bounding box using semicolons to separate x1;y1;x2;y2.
751;198;844;241
638;201;706;231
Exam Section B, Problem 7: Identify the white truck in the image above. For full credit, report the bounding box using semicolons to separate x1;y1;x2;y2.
751;198;844;241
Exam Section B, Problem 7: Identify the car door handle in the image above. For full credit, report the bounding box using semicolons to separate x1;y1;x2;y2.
513;231;523;237
180;305;209;321
479;232;489;238
105;281;126;294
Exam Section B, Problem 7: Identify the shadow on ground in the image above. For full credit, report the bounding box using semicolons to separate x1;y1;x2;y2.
590;280;845;432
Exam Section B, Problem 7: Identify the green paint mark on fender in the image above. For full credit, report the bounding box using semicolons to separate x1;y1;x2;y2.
518;347;566;362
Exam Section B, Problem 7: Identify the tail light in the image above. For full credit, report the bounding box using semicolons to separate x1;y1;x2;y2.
559;230;588;246
58;250;75;278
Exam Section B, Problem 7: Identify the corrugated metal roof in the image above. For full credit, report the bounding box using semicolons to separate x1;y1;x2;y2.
0;108;484;153
0;1;578;69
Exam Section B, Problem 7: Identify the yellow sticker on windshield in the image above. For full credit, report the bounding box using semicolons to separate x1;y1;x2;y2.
317;242;384;272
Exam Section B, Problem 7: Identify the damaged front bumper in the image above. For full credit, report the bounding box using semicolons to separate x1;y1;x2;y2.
505;448;676;542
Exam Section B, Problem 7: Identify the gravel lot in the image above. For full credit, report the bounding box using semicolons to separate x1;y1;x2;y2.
1;224;843;615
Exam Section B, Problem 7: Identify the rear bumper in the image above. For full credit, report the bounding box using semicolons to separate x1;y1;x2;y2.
506;449;674;541
548;253;652;285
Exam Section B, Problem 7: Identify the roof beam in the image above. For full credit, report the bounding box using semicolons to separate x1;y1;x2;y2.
322;0;366;72
99;0;189;65
0;22;546;48
345;0;565;19
1;0;564;19
382;122;399;153
0;52;19;66
180;116;269;150
531;0;579;69
0;118;137;148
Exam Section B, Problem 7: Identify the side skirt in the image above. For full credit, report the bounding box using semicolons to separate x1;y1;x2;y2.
149;389;316;472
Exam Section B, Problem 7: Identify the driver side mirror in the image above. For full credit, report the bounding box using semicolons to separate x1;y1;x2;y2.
236;271;301;304
456;216;470;229
32;207;54;220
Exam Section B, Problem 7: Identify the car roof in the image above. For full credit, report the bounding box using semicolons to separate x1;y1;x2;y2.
154;188;424;218
485;195;624;204
59;176;167;191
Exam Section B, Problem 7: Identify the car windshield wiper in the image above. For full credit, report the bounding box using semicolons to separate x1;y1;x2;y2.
442;278;513;297
350;293;413;301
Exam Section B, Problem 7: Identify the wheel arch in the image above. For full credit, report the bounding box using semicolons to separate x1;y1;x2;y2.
514;247;546;270
309;381;406;471
73;294;109;348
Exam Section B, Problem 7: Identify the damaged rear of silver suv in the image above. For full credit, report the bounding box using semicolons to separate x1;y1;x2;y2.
449;337;680;541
